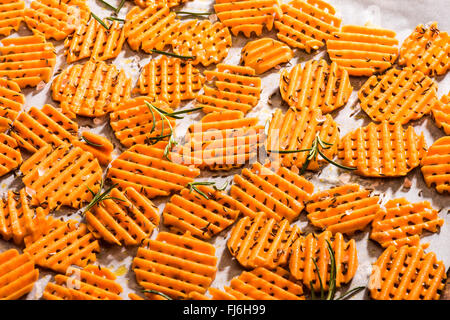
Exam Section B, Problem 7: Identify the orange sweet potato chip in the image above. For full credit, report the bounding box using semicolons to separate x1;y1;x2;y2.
228;212;301;269
0;77;25;133
306;184;380;235
73;131;114;166
399;22;449;77
134;0;186;8
371;198;444;248
338;121;427;177
431;91;450;135
0;34;56;88
0;249;39;300
241;38;293;74
197;64;261;114
230;162;314;222
43;265;123;300
369;245;446;300
0;132;22;177
289;231;358;291
421;136;450;193
275;0;341;52
0;0;24;37
327;25;399;76
52;60;132;118
132;231;217;299
280;59;352;113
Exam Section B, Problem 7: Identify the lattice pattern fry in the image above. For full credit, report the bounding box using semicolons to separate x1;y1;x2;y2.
0;0;25;37
0;77;24;133
134;0;186;8
0;133;22;177
369;245;446;300
73;131;114;166
421;136;450;193
431;91;450;135
280;59;352;113
132;231;217;299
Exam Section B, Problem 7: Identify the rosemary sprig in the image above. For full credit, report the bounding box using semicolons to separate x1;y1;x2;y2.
152;105;203;119
82;135;103;147
83;180;125;214
151;49;195;60
91;12;110;30
142;289;173;300
213;181;229;191
97;0;117;11
115;0;126;13
107;16;125;22
187;181;216;200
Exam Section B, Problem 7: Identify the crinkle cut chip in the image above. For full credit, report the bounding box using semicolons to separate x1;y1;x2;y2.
228;212;301;269
197;64;261;114
0;133;22;177
241;38;293;74
214;0;280;37
399;22;450;77
24;216;100;273
266;107;339;171
110;97;176;148
359;68;437;124
289;231;358;291
24;0;90;40
370;198;444;248
0;0;25;37
230;162;314;222
338;121;427;177
73;131;114;166
369;245;446;300
275;0;341;52
0;34;56;88
0;77;25;133
132;231;217;299
52;60;132;118
124;5;180;53
421;136;450;194
11;104;78;154
86;187;160;246
432;91;450;135
64;17;126;64
134;0;187;8
0;249;39;300
107;143;200;199
137;56;204;108
172;19;232;67
280;59;352;113
179;110;264;171
163;185;239;240
306;184;380;235
327;25;399;76
0;189;47;245
43;265;123;300
20;144;103;210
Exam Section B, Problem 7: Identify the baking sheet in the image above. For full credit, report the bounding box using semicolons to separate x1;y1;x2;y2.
0;0;449;300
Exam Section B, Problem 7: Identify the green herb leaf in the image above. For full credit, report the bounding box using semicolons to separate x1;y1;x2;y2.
115;0;126;13
142;289;173;300
151;49;195;60
91;12;110;30
83;180;123;214
336;286;365;300
187;181;216;200
107;16;125;22
97;0;117;11
82;135;103;147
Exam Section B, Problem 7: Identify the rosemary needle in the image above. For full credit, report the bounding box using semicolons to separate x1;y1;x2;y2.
115;0;126;13
97;0;117;11
187;182;216;200
91;12;110;30
143;290;173;300
151;49;195;60
107;17;125;23
82;136;103;147
83;181;125;214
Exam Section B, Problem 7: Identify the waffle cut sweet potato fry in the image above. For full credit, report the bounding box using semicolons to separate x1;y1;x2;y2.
52;60;132;118
228;212;301;269
289;231;358;291
10;104;78;154
0;78;24;133
137;56;204;108
0;189;47;245
86;187;160;246
399;22;449;77
132;231;217;299
241;38;293;74
43;265;123;300
370;198;444;248
338;121;427;177
421;136;450;193
280;59;352;113
432;91;450;135
306;184;380;235
214;0;280;37
172;19;232;67
124;5;180;53
24;216;100;273
179;110;264;170
0;0;25;37
231;162;314;222
275;0;341;52
64;17;125;64
163;185;239;240
327;24;399;76
134;0;187;8
369;245;446;300
0;34;56;88
266;107;339;171
20;144;103;210
359;68;437;124
0;133;22;177
0;249;39;300
107;143;200;199
110;97;176;147
24;0;90;40
73;131;114;166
